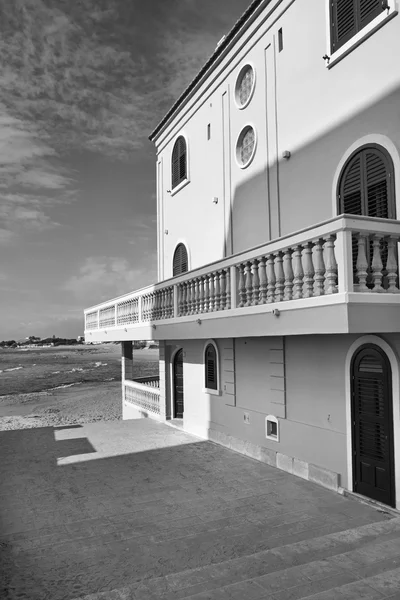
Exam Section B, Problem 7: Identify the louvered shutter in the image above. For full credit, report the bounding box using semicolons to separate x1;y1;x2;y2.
359;0;384;30
331;0;386;53
365;150;391;218
171;136;187;189
173;244;188;276
338;145;396;290
205;344;217;390
331;0;357;52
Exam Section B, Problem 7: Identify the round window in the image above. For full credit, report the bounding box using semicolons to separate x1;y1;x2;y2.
235;65;255;108
236;126;256;168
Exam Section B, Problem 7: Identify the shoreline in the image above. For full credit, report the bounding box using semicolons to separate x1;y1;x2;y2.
0;380;122;430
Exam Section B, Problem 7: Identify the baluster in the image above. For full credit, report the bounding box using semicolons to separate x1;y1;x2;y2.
152;294;156;319
324;235;338;295
283;249;294;301
143;296;147;320
258;256;267;304
371;234;384;293
244;262;253;306
303;242;315;298
214;272;221;311
156;291;161;319
189;280;195;314
266;255;276;303
166;288;171;317
220;270;226;310
275;252;285;302
238;264;246;307
386;236;400;293
314;239;326;296
209;273;215;312
225;268;231;309
198;277;205;312
292;245;304;300
356;233;369;293
204;275;210;312
163;289;167;318
251;259;260;305
181;283;187;316
193;278;200;313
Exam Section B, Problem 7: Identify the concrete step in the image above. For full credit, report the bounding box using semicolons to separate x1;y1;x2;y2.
71;516;400;600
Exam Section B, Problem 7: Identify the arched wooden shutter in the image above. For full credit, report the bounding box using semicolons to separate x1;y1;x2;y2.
338;145;396;289
172;243;188;276
338;146;395;218
172;136;187;189
331;1;386;53
205;344;217;390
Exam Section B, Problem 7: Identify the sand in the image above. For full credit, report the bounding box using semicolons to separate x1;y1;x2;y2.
0;381;122;430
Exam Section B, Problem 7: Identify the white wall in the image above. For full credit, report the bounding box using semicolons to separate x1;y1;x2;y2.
155;0;400;278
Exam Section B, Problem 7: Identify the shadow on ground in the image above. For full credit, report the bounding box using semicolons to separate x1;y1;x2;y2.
0;420;397;600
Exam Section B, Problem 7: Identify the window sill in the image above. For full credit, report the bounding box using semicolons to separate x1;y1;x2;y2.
327;9;398;69
170;178;190;197
203;387;222;396
266;434;279;443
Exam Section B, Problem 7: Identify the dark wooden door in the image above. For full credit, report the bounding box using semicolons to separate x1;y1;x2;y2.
173;349;184;418
352;345;395;507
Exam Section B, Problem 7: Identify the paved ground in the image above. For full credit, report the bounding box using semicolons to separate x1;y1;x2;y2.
1;420;400;600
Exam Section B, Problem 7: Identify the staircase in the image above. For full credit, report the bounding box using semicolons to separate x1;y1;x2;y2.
71;515;400;600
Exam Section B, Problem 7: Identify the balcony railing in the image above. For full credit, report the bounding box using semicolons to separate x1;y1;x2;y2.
124;378;161;414
85;215;400;332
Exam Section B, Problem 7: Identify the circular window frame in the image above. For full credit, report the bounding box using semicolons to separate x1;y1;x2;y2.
235;125;257;169
234;63;256;110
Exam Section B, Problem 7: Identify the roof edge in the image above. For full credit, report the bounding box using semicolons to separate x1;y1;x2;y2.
149;0;270;143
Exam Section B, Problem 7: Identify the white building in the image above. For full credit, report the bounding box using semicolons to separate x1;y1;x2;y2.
84;0;400;510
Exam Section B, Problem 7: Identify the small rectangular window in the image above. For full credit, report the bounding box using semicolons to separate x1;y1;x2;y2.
278;28;283;52
207;123;211;140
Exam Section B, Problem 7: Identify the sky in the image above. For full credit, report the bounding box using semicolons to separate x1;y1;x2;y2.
0;0;252;341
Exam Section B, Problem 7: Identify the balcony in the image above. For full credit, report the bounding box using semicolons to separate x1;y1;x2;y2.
84;215;400;342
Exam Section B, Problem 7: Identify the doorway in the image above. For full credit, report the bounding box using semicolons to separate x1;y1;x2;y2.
351;344;395;507
173;349;184;418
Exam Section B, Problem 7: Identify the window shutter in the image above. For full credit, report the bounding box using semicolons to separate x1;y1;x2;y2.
359;0;385;30
173;243;188;276
171;136;187;189
340;153;363;215
365;150;390;218
331;0;357;52
205;344;217;390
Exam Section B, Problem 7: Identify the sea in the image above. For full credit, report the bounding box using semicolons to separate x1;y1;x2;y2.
0;343;159;396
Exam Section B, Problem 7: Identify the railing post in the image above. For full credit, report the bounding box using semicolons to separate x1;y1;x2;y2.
230;265;237;309
114;304;118;327
97;310;100;330
173;284;179;318
335;230;354;293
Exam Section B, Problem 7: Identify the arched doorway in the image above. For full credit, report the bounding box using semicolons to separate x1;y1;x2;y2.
351;344;395;507
173;349;184;418
337;144;396;290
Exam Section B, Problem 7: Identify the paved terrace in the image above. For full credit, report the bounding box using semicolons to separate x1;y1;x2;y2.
1;420;400;600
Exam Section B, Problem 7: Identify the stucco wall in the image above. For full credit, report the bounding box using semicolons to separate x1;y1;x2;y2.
155;0;400;278
164;333;400;486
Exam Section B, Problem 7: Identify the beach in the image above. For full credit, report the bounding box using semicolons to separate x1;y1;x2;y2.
0;344;159;430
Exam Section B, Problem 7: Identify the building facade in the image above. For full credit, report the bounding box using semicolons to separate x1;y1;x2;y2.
84;0;400;509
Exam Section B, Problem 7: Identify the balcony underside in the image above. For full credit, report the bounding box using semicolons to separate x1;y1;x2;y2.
85;293;400;343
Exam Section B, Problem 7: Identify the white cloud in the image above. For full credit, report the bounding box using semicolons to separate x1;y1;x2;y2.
64;256;156;304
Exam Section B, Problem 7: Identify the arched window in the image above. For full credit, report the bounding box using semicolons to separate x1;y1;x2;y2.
172;136;187;189
337;145;396;290
338;145;395;219
172;243;188;276
205;343;218;390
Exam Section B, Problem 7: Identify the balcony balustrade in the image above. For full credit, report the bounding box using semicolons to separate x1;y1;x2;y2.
124;377;161;414
85;215;400;336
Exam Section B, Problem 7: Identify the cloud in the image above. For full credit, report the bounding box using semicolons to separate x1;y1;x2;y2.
64;256;157;305
0;104;75;242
